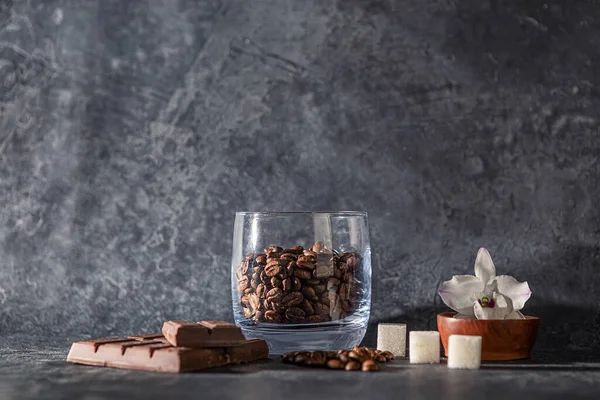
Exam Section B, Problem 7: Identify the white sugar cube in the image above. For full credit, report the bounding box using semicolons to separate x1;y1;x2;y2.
377;323;406;357
447;335;482;369
409;331;440;364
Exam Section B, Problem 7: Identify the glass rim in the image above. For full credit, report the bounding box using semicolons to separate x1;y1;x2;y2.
235;211;368;217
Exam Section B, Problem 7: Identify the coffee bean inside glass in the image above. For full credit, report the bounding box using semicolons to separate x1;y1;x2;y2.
231;212;371;354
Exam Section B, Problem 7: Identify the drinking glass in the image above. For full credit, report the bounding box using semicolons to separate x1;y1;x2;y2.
231;211;371;354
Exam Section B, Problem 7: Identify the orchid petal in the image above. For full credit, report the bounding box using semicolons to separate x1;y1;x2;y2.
505;310;526;320
474;248;496;282
473;301;511;320
438;275;486;316
491;275;532;311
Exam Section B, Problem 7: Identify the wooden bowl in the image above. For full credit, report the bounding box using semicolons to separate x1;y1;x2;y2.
437;312;540;361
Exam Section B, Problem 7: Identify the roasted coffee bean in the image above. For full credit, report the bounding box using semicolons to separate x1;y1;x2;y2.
381;351;394;361
280;291;303;307
256;283;266;298
248;293;261;312
309;351;326;366
313;284;326;294
302;286;318;301
306;315;322;323
345;361;361;371
303;249;317;258
264;263;281;277
376;354;386;363
280;253;298;261
294;268;312;280
320;293;331;306
262;299;270;310
292;277;302;291
285;307;306;323
298;255;316;264
264;245;283;254
305;278;321;286
266;288;283;303
313;302;329;316
255;310;265;322
348;351;365;362
241;295;250;307
281;352;296;363
300;299;314;316
251;278;260;289
271;276;282;288
286;261;296;276
361;360;380;372
284;245;304;254
255;254;267;264
253;266;262;273
282;277;291;292
243;307;253;318
264;310;281;322
296;260;316;271
237;277;249;293
326;359;343;369
312;241;326;253
294;353;310;365
236;262;249;280
244;288;253;295
338;351;350;363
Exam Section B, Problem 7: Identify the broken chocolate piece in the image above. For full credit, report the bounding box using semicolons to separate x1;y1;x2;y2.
162;320;246;348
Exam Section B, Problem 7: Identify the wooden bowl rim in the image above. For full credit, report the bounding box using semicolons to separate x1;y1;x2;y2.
438;312;539;322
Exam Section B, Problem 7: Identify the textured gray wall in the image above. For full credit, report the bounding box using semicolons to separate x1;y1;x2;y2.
0;0;598;350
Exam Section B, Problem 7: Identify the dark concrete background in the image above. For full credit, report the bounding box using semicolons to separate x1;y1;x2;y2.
0;0;598;353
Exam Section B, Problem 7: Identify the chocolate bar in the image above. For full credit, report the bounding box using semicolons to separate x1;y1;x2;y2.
67;335;268;373
162;320;246;348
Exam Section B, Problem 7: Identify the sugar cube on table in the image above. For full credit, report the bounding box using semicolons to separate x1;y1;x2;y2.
377;323;407;357
447;335;482;369
409;331;440;364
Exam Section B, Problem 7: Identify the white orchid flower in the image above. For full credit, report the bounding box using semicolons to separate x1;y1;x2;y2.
438;248;532;320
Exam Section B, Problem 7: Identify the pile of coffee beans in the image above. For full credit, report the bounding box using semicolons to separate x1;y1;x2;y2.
282;346;394;372
236;242;362;324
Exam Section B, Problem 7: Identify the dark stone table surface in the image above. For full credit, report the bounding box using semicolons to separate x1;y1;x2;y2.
2;335;599;400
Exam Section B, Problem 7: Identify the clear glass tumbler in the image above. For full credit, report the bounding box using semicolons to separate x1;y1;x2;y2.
231;211;371;354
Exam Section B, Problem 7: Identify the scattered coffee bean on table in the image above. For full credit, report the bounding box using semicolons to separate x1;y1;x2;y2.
236;242;363;324
281;346;394;372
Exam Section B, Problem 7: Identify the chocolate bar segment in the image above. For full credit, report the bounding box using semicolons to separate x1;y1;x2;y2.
162;320;246;348
67;335;269;373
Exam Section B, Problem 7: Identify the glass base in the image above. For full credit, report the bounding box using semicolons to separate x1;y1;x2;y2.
239;320;367;355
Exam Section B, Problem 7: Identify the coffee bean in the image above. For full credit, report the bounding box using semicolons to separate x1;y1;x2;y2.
280;253;298;261
282;277;291;292
281;352;296;363
306;315;322;323
256;283;266;298
266;287;283;303
264;245;283;254
376;354;386;363
251;278;260;289
271;276;282;288
300;299;314;316
381;351;394;361
361;360;379;372
244;288;253;295
236;262;249;280
313;284;326;294
285;307;306;322
255;254;267;264
284;245;304;254
241;295;250;307
305;279;321;286
264;263;281;277
312;241;326;253
298;255;316;264
302;286;318;301
280;291;303;307
237;277;249;293
243;307;253;319
294;268;312;280
345;361;361;371
292;277;302;291
296;260;316;271
303;249;317;258
294;353;310;365
348;351;365;362
286;261;296;276
248;293;261;312
264;310;281;322
313;302;329;316
309;351;326;366
326;359;343;369
338;351;350;363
